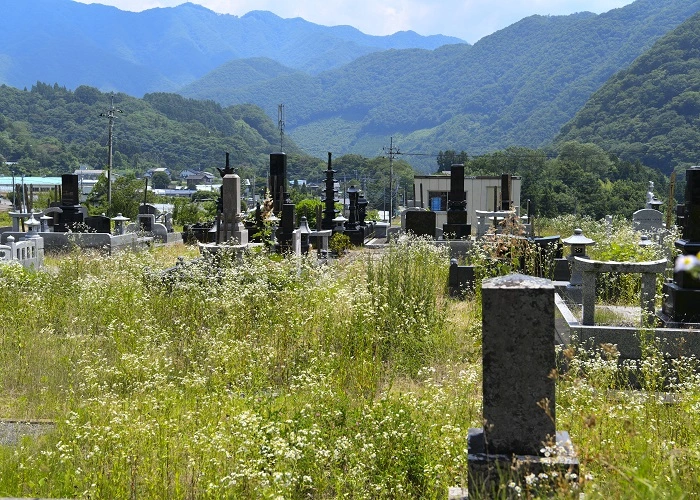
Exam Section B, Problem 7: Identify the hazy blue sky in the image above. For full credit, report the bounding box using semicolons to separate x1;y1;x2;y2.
74;0;635;43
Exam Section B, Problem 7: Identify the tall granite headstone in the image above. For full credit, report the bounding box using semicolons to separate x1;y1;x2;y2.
344;185;365;245
662;166;700;323
54;174;84;232
501;173;512;211
468;274;578;495
443;164;471;239
276;203;296;253
270;153;290;214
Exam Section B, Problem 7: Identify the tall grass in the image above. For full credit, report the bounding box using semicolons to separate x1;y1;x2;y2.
0;239;482;498
0;230;698;498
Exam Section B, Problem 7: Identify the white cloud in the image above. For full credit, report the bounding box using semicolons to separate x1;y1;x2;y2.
72;0;635;42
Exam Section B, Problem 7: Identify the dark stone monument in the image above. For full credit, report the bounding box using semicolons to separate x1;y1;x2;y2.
443;164;471;239
405;210;436;238
138;203;158;232
358;193;368;227
139;203;158;215
84;215;111;234
533;235;563;279
276;203;296;253
468;274;578;496
53;174;84;232
322;153;339;230
501;173;512;211
662;166;700;324
344;185;365;245
62;174;80;206
448;259;475;298
270;153;290;214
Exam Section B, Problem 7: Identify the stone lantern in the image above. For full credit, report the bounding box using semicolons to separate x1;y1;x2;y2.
562;228;595;295
40;214;53;232
111;213;130;235
562;228;595;259
332;214;347;233
24;213;41;238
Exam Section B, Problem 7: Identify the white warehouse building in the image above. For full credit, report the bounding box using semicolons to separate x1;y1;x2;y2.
413;174;522;232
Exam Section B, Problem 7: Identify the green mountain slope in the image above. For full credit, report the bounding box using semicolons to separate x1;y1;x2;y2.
181;0;700;172
556;11;700;174
0;83;303;177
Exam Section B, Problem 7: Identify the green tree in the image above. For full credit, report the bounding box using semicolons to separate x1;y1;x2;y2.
173;198;204;226
151;170;171;189
436;150;468;173
295;198;323;227
87;173;151;218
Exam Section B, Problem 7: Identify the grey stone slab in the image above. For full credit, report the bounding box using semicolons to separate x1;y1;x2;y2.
633;208;664;233
481;274;556;456
0;420;55;446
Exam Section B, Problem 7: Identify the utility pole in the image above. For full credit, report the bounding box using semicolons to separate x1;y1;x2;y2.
278;104;285;151
383;137;400;226
100;93;122;212
666;171;677;229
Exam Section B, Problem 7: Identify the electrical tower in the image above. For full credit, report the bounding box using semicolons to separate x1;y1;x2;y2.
100;93;123;211
383;137;400;226
278;104;285;151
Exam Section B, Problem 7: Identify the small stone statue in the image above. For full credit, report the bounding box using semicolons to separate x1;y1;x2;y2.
646;181;655;206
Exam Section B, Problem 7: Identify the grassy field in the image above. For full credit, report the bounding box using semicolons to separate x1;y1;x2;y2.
0;225;698;498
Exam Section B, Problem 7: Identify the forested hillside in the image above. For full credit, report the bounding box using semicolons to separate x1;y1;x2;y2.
556;11;700;175
181;0;700;172
0;83;308;179
462;144;669;219
0;82;672;219
0;0;462;96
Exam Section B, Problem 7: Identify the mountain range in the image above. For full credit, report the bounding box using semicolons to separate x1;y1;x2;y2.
179;0;700;171
1;0;461;96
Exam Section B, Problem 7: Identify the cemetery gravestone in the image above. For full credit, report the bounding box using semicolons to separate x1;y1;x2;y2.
276;203;296;253
468;274;578;495
84;215;111;234
270;153;290;214
322;152;339;230
632;208;664;234
54;174;84;232
443;164;471;239
662;166;700;324
404;210;436;238
448;259;475;298
501;173;512;211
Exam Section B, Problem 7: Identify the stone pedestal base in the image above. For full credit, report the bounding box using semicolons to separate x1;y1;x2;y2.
467;429;578;498
218;224;248;245
344;228;365;246
448;263;475;298
553;258;570;282
662;282;700;323
443;223;471;239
